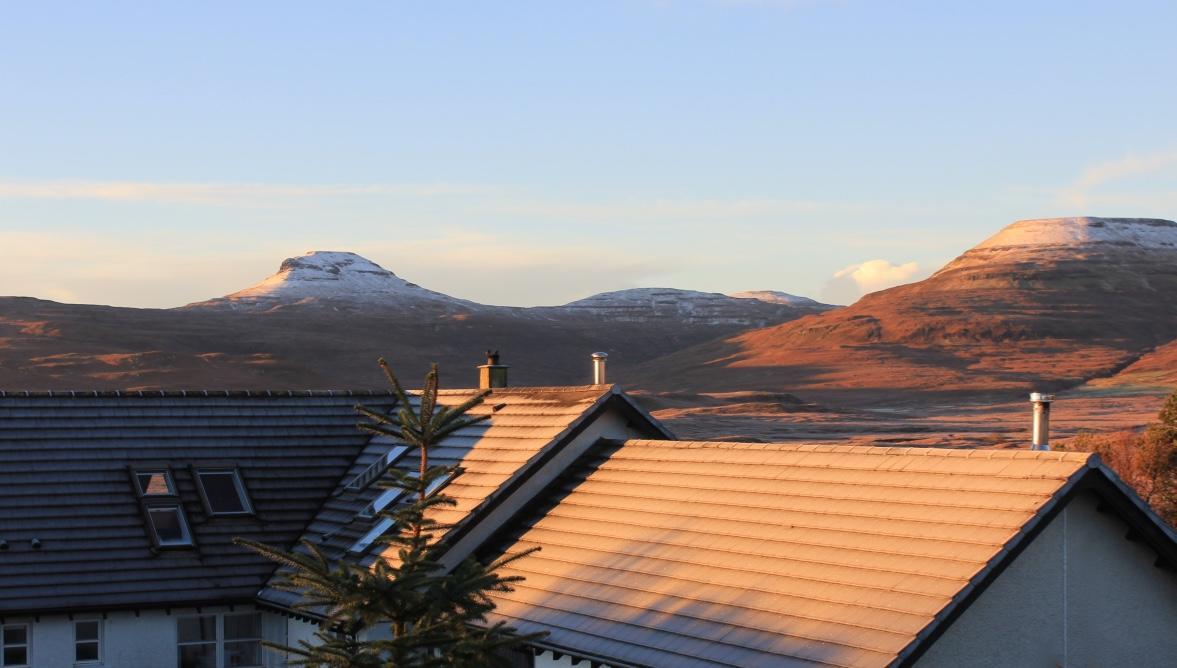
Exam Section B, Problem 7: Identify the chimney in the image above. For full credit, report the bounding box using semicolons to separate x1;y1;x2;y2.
1030;392;1054;451
478;350;508;389
591;352;608;385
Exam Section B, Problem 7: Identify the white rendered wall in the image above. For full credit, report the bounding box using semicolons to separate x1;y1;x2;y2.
10;606;288;668
917;492;1177;667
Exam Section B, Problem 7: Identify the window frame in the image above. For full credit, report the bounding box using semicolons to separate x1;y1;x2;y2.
144;504;194;548
73;619;101;665
176;613;263;668
194;468;254;517
2;623;30;668
132;467;177;497
128;465;196;549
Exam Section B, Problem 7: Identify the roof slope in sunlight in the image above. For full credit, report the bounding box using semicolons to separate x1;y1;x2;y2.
482;440;1097;668
258;385;625;608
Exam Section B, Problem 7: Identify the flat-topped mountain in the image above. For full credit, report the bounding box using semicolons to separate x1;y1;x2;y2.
635;217;1177;400
729;290;829;307
0;251;823;389
186;251;481;312
185;250;828;327
547;287;832;327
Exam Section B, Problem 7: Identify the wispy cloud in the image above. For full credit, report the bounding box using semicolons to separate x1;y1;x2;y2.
0;180;489;206
1058;149;1177;209
820;258;922;304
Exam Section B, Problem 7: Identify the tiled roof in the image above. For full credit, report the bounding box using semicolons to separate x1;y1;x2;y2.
482;440;1099;668
259;385;630;608
0;391;396;615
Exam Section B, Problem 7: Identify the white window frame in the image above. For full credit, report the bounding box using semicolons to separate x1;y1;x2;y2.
195;469;254;516
73;619;101;665
177;613;263;668
1;623;30;668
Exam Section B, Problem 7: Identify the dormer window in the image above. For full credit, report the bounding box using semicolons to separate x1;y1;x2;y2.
195;469;252;516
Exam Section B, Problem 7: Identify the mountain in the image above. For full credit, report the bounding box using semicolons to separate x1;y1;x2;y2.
728;290;831;307
634;217;1177;402
0;252;824;390
186;251;481;312
546;288;832;327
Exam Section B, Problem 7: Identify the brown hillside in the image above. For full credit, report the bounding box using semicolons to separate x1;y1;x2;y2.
633;218;1177;402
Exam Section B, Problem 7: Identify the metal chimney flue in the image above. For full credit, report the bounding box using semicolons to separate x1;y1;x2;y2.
1030;392;1054;451
478;350;508;389
591;352;608;385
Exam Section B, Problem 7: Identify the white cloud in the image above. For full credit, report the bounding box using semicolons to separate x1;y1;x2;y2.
820;259;921;304
1058;149;1177;209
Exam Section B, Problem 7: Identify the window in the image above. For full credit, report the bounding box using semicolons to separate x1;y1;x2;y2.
177;616;216;668
2;625;29;667
74;620;100;663
178;613;262;668
147;505;193;547
222;613;261;667
196;470;252;516
349;473;453;553
135;470;175;496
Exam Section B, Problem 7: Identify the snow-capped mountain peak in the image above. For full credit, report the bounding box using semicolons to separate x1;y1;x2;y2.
976;217;1177;250
729;290;825;307
187;251;477;311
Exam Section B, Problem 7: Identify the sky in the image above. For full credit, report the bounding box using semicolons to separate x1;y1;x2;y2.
2;1;1176;308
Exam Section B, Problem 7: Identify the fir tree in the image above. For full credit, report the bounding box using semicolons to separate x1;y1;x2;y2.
236;359;542;667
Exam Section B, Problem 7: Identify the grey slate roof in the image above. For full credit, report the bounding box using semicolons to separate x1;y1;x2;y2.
0;390;396;616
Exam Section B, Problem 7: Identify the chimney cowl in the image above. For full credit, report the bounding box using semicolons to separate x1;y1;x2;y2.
1029;392;1054;451
592;352;608;385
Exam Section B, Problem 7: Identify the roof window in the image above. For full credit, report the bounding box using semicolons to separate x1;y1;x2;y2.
196;470;253;516
147;505;193;547
135;470;175;496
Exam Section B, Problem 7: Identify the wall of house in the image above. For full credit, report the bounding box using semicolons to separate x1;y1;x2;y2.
917;491;1177;668
7;605;289;668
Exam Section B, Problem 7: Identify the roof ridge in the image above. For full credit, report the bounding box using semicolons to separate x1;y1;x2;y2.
618;439;1096;462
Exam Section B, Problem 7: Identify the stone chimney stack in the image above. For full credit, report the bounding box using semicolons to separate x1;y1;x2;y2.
478;350;508;389
1030;392;1054;451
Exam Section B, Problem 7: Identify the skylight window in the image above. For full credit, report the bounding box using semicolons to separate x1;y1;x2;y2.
147;505;193;547
135;470;175;496
349;473;454;554
196;470;252;516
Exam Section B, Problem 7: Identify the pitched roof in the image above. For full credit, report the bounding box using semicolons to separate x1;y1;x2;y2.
259;385;664;609
0;390;396;616
480;439;1108;668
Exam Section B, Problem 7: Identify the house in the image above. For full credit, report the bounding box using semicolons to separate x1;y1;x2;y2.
475;440;1177;667
0;383;669;668
2;372;1176;667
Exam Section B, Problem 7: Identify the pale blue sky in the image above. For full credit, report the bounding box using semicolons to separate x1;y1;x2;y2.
2;1;1175;307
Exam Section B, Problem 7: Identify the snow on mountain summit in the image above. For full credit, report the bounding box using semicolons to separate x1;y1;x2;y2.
556;287;828;326
975;217;1177;250
188;251;478;311
729;290;827;307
